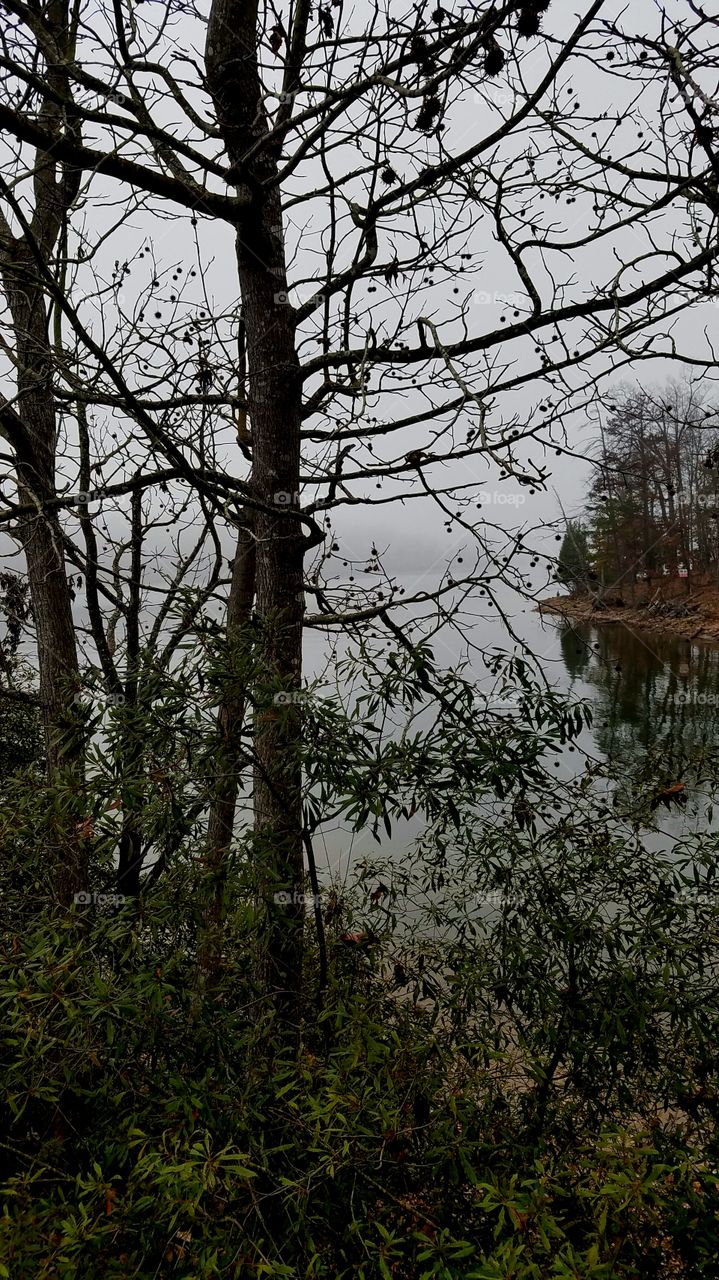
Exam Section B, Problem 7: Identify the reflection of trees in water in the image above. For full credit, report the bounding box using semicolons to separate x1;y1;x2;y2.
557;620;719;778
558;624;592;681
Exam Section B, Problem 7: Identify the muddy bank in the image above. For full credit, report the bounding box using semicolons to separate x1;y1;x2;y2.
538;586;719;646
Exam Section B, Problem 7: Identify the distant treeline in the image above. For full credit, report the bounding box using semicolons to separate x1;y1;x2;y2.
558;382;719;596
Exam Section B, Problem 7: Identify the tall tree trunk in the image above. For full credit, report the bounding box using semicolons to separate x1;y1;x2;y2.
205;0;309;1041
0;276;79;758
1;252;85;905
0;0;86;904
200;518;256;985
116;485;144;899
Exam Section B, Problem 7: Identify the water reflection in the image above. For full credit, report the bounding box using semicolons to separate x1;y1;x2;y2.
555;618;719;779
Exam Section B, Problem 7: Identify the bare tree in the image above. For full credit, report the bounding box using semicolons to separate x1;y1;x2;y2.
586;380;718;594
1;0;719;1031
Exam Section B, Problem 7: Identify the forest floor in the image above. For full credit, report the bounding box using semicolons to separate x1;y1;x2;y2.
538;583;719;645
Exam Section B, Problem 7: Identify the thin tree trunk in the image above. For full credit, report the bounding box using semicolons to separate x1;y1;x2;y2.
116;485;144;899
200;518;256;984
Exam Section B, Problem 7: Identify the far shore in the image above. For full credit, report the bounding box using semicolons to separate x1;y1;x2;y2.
538;584;719;646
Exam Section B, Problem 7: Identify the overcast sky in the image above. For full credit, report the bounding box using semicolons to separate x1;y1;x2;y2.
1;0;718;679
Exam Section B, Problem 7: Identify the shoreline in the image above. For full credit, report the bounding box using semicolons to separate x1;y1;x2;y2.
538;588;719;646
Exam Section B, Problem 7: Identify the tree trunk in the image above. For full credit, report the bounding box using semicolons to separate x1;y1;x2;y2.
205;0;309;1041
200;517;256;985
116;485;144;899
0;0;86;904
0;250;85;905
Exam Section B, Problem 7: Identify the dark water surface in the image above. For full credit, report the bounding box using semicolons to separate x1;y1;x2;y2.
554;614;719;779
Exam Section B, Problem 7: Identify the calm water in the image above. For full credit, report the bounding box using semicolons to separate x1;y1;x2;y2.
307;601;719;888
553;614;719;782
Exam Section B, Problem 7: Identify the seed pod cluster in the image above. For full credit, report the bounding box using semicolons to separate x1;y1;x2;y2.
517;1;551;39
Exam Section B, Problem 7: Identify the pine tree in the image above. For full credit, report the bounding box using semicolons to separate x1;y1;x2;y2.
556;521;591;596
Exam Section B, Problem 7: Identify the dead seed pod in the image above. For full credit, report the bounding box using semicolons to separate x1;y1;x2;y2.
483;37;505;77
517;1;551;39
415;93;442;131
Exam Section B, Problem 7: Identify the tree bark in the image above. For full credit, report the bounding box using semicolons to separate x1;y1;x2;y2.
1;254;85;905
205;0;310;1040
0;273;78;750
0;0;86;902
201;517;256;984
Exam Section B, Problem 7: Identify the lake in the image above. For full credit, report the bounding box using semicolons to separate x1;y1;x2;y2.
305;598;719;896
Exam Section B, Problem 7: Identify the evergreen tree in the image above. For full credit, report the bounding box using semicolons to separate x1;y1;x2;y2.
556;521;591;595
